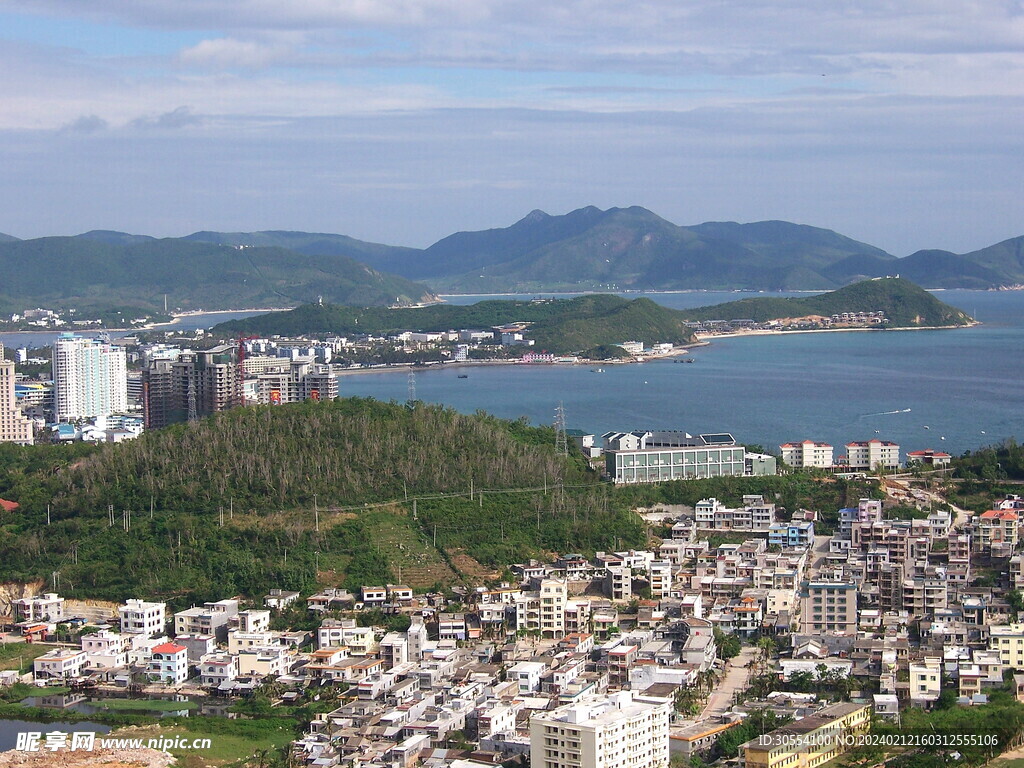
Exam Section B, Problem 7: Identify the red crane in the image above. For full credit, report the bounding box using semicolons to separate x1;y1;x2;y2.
235;334;258;407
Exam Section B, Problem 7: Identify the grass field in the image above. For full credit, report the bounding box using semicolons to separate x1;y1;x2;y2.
92;697;199;712
110;721;295;767
0;642;57;672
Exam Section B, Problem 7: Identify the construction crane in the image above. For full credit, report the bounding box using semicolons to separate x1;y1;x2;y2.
235;334;258;408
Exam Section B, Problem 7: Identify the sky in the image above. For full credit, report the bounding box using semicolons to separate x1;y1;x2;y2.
0;0;1022;255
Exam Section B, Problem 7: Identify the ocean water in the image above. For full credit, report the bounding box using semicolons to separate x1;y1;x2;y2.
340;290;1024;457
0;310;272;351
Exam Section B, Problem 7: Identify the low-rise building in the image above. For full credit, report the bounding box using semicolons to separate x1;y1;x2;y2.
119;599;166;637
33;649;87;682
740;702;870;768
148;642;189;685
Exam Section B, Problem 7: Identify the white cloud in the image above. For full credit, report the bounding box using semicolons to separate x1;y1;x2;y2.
178;37;290;69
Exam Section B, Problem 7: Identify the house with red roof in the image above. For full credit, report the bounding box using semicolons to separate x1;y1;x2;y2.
148;641;189;685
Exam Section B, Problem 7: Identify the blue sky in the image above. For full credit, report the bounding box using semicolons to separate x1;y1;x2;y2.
0;0;1022;255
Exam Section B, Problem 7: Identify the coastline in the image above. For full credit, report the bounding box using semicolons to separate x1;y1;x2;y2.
694;321;978;341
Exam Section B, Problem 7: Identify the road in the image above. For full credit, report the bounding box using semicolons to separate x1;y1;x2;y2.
883;475;972;530
696;646;758;722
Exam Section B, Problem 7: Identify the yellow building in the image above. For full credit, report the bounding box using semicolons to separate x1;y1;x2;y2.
991;624;1024;668
740;702;870;768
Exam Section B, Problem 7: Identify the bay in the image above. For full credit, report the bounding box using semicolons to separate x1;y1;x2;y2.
0;310;274;351
341;290;1024;457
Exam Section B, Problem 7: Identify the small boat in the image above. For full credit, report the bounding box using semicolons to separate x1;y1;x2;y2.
591;368;605;373
457;374;468;379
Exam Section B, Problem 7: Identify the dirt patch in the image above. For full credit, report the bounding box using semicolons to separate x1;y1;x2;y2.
0;746;174;767
446;549;499;583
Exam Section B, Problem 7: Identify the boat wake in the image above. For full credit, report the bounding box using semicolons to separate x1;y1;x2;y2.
862;408;912;417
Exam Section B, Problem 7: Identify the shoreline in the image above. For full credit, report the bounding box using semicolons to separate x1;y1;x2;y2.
694;321;978;341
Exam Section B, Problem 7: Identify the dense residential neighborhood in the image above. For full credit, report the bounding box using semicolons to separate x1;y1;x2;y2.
4;479;1024;767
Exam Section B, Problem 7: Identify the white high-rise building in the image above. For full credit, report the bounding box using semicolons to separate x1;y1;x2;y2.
530;691;670;768
0;353;34;445
52;334;127;422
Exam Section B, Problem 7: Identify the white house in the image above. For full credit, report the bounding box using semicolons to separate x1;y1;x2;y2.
81;630;131;669
34;649;87;682
119;599;166;637
148;642;189;685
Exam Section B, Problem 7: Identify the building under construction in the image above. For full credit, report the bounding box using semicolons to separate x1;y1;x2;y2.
143;344;237;429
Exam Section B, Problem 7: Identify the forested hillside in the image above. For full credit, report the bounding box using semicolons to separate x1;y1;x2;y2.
680;278;972;327
217;294;696;352
0;399;643;604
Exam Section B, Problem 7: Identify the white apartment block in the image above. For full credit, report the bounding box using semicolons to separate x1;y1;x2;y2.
318;619;377;654
0;359;33;445
52;333;127;422
780;440;834;468
174;599;239;639
81;630;131;669
648;560;673;599
540;579;568;639
34;648;87;682
119;599;166;637
530;691;670;768
14;593;64;623
845;440;900;471
231;609;271;634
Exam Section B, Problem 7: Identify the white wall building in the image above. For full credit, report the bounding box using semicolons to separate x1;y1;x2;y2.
81;630;131;669
14;593;64;623
119;599;166;637
845;439;901;471
779;441;834;468
52;333;128;422
148;642;189;685
34;649;87;682
530;691;670;768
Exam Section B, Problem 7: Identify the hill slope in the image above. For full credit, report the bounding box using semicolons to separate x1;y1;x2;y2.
0;237;436;311
216;294;697;353
182;229;423;276
681;278;973;327
0;399;642;603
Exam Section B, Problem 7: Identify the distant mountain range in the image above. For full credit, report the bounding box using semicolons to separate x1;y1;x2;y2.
178;207;1024;292
1;208;1022;313
0;235;436;313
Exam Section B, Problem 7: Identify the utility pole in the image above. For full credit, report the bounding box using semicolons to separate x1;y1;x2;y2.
314;494;319;533
46;505;50;526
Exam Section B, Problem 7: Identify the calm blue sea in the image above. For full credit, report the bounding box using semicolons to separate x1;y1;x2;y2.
339;290;1024;457
3;293;1020;456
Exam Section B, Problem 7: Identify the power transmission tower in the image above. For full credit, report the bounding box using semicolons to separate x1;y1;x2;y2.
407;372;416;403
554;401;568;455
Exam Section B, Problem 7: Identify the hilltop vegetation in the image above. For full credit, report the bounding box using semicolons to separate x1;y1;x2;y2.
0;237;435;312
680;278;973;327
216;279;970;354
0;399;643;604
216;294;696;353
